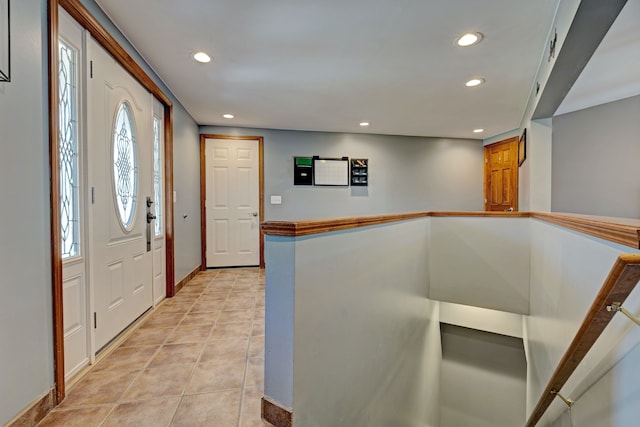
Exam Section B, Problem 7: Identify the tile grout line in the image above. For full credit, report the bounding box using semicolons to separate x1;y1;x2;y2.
99;271;213;426
37;269;267;426
170;269;257;426
169;270;222;426
236;280;259;427
86;337;176;424
97;289;197;427
169;284;209;426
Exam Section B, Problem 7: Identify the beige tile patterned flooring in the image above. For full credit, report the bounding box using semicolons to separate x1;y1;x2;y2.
37;268;271;427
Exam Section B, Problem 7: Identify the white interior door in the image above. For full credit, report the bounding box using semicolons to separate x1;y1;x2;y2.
205;138;260;267
88;38;154;351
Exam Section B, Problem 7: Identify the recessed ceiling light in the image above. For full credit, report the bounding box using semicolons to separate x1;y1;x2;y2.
193;52;211;63
360;122;370;127
222;114;234;119
457;32;483;47
473;129;484;133
465;78;485;87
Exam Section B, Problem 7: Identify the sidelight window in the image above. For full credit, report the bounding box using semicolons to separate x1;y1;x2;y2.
153;116;163;236
59;39;80;258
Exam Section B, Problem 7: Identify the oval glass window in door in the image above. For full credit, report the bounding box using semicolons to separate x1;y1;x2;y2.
112;101;138;230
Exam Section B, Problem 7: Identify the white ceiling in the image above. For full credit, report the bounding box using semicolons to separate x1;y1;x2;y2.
95;0;562;139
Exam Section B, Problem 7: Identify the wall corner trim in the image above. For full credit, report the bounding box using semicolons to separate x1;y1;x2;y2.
262;397;293;427
4;388;56;427
174;265;201;295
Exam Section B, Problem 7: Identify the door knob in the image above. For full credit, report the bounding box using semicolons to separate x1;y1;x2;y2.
147;212;157;223
505;207;514;212
250;212;258;217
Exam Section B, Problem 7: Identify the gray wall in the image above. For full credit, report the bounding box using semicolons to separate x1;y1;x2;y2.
291;219;437;426
0;0;54;424
525;219;640;424
172;106;202;281
0;0;200;423
552;94;640;218
440;324;527;427
201;126;483;220
429;217;531;314
549;339;640;427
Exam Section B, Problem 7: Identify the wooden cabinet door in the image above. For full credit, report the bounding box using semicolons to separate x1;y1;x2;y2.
484;137;519;211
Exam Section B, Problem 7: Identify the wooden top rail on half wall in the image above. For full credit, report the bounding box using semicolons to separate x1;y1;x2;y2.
261;211;640;426
261;211;640;249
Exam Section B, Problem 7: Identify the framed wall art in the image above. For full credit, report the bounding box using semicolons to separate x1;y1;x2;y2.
518;128;526;167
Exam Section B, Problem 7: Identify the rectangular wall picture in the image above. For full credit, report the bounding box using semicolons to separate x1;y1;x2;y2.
518;129;526;167
313;157;349;186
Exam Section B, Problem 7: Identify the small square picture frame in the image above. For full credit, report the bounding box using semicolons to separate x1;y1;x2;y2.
518;128;526;167
0;0;10;82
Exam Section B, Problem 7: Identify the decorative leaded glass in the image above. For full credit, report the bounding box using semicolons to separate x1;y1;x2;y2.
59;39;80;258
112;102;138;229
153;116;163;236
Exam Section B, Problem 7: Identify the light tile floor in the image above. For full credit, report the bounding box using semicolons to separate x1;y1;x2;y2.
37;268;271;427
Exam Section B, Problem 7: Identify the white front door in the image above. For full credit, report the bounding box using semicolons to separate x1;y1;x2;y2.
88;38;154;351
205;137;260;267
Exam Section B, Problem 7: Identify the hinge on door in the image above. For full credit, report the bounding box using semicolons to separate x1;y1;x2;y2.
94;312;97;329
91;187;95;204
90;60;93;79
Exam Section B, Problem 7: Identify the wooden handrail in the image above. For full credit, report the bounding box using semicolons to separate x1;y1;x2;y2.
530;212;640;249
262;211;640;424
262;211;640;249
261;212;431;236
525;254;640;426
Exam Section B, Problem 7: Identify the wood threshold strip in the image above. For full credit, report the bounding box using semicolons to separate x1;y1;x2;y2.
262;211;640;249
525;254;640;426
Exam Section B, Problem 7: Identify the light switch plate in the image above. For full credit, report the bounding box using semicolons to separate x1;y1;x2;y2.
270;195;282;205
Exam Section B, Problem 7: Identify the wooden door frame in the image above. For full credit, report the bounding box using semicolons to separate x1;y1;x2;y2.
483;136;519;212
199;134;265;270
48;0;175;402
